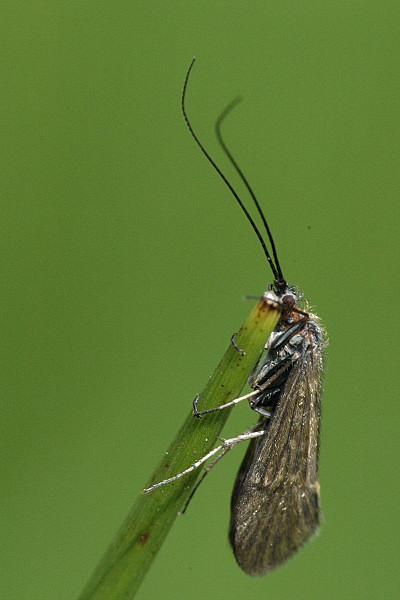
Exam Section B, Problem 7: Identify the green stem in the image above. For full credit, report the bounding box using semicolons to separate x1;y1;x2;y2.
78;293;281;600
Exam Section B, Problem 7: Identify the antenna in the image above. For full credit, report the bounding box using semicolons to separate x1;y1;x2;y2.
215;98;285;289
182;58;280;284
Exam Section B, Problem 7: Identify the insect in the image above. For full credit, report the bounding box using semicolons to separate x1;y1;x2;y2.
144;58;326;576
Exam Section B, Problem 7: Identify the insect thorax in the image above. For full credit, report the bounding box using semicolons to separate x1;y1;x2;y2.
248;317;322;414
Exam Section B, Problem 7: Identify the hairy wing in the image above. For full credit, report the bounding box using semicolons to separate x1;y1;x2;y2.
229;337;322;575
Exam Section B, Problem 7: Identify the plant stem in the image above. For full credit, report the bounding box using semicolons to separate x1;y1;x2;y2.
78;293;281;600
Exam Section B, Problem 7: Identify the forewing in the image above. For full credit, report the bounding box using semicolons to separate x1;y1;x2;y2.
229;333;322;575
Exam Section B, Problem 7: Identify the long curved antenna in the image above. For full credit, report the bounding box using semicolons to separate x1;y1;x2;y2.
182;58;279;283
215;98;285;289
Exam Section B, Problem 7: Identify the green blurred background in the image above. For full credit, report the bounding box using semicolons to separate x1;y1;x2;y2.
2;2;399;599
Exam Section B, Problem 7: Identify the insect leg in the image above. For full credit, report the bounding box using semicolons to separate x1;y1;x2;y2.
268;317;308;352
230;332;246;355
193;353;298;419
142;427;266;494
192;389;260;418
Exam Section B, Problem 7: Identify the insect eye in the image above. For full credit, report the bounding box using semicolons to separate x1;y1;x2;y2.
281;292;296;308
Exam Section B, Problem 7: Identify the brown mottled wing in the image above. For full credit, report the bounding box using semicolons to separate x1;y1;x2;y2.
229;333;322;575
